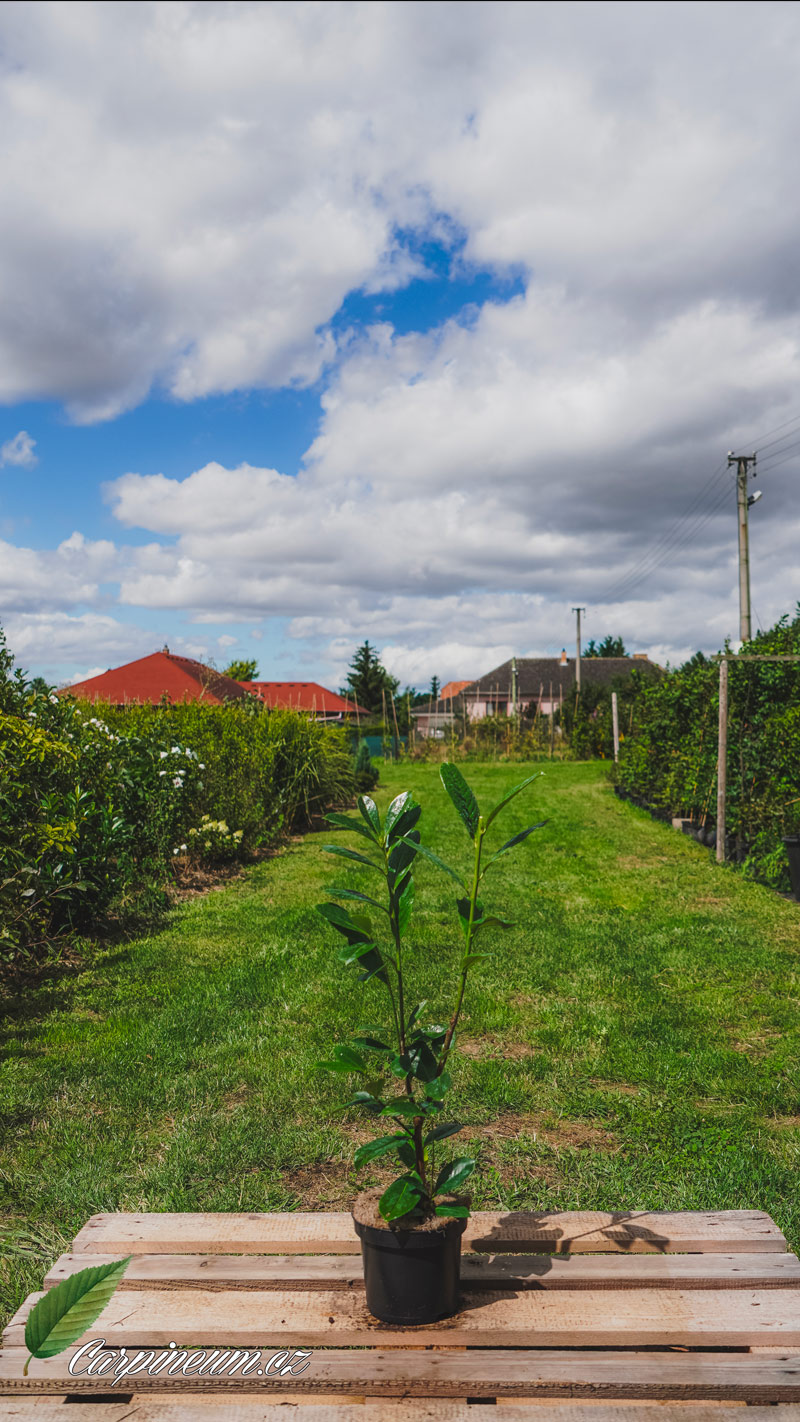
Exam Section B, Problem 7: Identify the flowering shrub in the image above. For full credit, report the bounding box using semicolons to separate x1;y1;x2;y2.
0;625;356;965
184;815;244;863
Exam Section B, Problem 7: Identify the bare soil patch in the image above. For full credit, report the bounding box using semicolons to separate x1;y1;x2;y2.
459;1037;539;1061
588;1078;639;1096
766;1114;800;1131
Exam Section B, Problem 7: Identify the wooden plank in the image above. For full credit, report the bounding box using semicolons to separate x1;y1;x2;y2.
4;1347;800;1401
0;1405;795;1422
44;1250;800;1293
6;1285;800;1349
69;1210;787;1257
3;1404;795;1416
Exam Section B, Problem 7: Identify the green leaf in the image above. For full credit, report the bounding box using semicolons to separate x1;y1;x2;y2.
337;940;379;967
333;1044;366;1071
434;1203;470;1219
462;951;491;969
406;1001;427;1033
388;803;422;844
424;1121;463;1144
440;762;480;840
388;831;419;888
396;877;414;936
456;895;482;939
325;812;378;843
357;954;389;985
318;902;375;944
329;887;387;912
358;795;381;835
425;1072;451;1100
485;771;543;828
408;1039;439;1082
384;791;414;839
379;1176;423;1222
346;1091;384;1113
354;1133;408;1168
434;1156;476;1194
381;1098;422;1119
322;845;381;872
486;821;548;866
24;1256;132;1361
397;1140;417;1170
352;1036;392;1054
398;838;465;889
318;900;360;932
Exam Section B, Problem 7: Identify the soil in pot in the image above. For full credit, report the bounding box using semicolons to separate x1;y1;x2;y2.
352;1188;468;1325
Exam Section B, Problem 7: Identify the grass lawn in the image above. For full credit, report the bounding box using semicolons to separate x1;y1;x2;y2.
2;759;799;1325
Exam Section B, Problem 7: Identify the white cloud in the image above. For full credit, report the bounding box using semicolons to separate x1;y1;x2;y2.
4;3;800;421
0;531;119;612
3;2;800;682
0;429;37;468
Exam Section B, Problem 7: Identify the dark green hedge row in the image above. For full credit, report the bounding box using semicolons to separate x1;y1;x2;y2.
615;610;800;891
0;628;357;965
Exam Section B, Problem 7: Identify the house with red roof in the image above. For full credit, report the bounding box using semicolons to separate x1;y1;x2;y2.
64;650;249;705
240;681;367;723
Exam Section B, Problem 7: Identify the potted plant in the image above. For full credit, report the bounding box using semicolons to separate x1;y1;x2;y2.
316;762;545;1324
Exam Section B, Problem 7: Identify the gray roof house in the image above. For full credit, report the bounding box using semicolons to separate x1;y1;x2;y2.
411;651;660;736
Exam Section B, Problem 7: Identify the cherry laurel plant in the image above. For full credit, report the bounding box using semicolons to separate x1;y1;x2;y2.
316;762;545;1225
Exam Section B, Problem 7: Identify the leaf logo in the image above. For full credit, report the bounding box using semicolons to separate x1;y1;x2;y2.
24;1257;131;1375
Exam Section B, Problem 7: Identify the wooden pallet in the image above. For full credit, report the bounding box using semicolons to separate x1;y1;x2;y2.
3;1209;800;1420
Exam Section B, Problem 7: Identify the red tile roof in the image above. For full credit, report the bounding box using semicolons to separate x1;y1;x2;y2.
439;680;473;700
241;681;367;716
64;651;249;705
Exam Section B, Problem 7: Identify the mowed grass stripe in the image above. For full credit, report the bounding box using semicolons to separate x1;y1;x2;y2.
2;762;799;1330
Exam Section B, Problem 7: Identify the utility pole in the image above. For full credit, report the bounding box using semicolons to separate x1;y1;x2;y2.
572;607;586;691
611;691;620;763
727;452;757;643
716;657;728;864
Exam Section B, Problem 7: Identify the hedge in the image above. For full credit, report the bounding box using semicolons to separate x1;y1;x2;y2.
0;627;356;966
615;609;800;891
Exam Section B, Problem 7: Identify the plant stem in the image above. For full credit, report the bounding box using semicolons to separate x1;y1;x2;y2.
438;819;484;1075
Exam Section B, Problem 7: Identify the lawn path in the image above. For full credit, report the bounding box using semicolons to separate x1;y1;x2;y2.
1;761;798;1327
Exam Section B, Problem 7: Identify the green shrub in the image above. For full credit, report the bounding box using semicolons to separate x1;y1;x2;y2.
353;740;379;792
0;626;355;965
615;609;800;890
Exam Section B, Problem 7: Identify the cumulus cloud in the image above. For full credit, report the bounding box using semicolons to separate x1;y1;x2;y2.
0;429;37;468
1;2;799;421
3;1;800;681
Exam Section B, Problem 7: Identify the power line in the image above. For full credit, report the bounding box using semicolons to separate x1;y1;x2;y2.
602;478;733;605
601;461;729;603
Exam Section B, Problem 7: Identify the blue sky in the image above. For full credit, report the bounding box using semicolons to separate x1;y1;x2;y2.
2;1;799;688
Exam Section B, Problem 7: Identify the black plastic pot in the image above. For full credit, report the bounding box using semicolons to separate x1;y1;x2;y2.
783;836;800;900
353;1213;466;1324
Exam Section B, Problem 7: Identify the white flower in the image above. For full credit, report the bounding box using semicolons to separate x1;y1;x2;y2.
172;847;179;855
180;843;187;851
173;776;183;788
159;770;168;777
159;750;169;759
199;763;205;770
171;746;181;754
